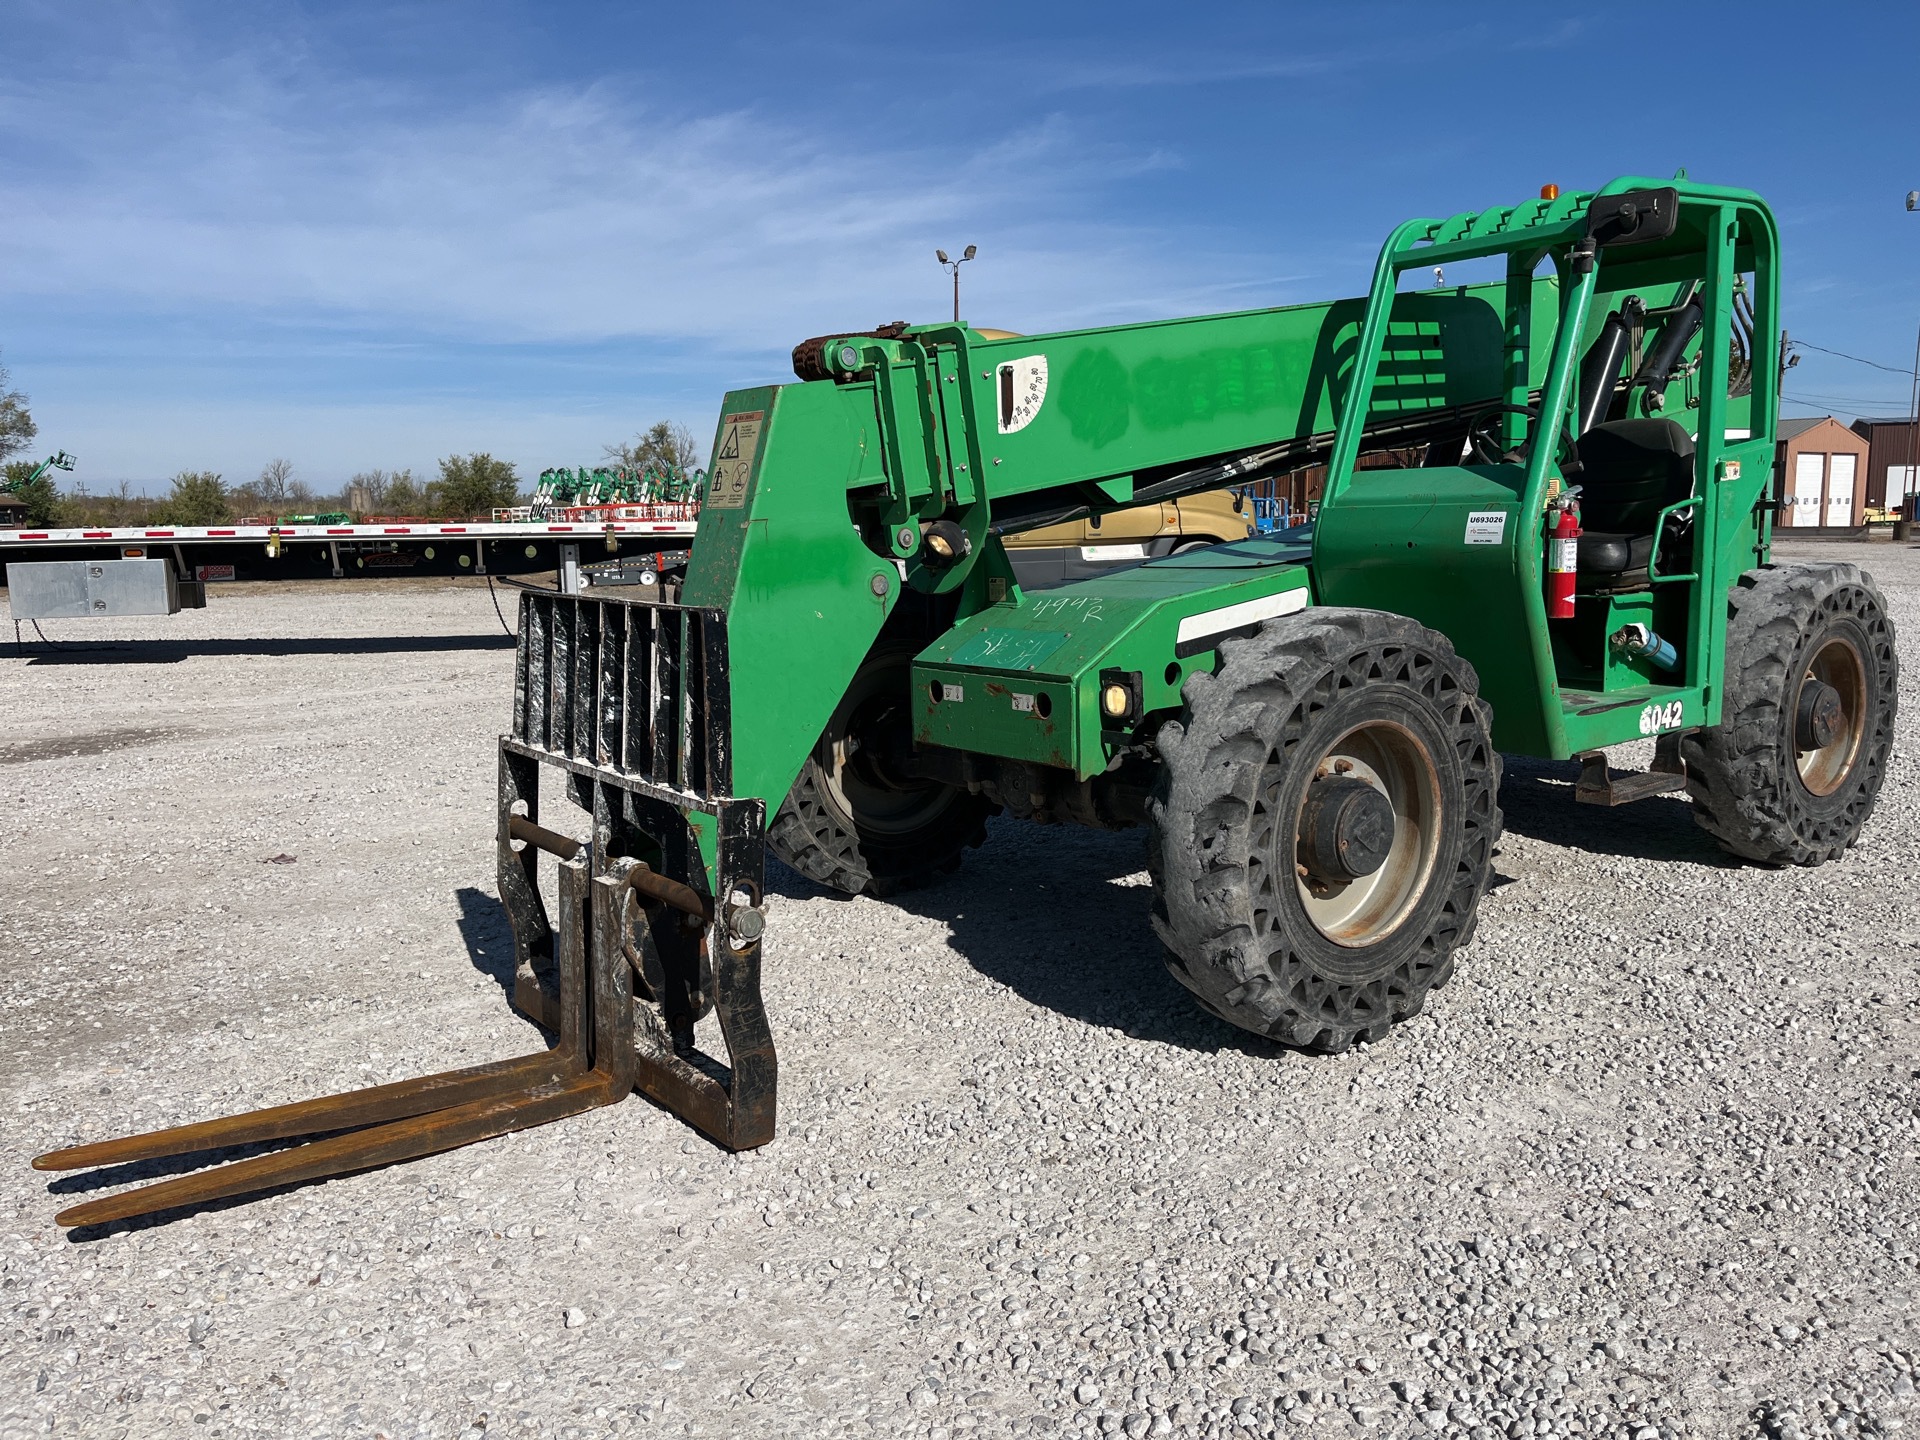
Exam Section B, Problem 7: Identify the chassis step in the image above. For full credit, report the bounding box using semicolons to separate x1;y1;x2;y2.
1573;732;1689;807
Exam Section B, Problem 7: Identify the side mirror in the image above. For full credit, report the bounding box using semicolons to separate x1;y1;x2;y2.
1587;187;1679;248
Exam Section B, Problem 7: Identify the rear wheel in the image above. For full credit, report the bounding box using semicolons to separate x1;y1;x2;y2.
1149;609;1501;1050
768;643;993;897
1682;562;1897;864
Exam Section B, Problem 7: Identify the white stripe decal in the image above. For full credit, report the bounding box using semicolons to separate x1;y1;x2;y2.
1174;587;1309;646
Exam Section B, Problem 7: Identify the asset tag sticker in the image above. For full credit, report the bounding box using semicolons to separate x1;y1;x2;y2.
1464;511;1508;545
707;410;764;510
1639;699;1685;735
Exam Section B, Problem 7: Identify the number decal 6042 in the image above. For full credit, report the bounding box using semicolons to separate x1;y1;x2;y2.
1638;699;1685;735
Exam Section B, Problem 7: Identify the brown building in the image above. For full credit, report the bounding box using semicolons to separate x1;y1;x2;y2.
1243;420;1898;529
1775;416;1870;528
1848;417;1919;514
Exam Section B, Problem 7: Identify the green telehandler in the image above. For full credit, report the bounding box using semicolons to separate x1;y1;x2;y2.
37;178;1898;1227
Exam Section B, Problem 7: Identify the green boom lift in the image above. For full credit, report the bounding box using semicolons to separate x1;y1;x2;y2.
37;178;1899;1227
1;450;75;520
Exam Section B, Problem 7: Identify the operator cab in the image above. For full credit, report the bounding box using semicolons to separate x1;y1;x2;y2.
1571;418;1695;586
1310;179;1781;759
1566;283;1710;589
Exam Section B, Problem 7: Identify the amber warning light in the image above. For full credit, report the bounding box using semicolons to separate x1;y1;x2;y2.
1540;184;1561;200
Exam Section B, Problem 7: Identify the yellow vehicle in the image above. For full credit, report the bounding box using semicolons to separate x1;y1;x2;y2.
1000;486;1255;588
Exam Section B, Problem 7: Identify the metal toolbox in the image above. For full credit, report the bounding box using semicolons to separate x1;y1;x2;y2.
4;558;199;620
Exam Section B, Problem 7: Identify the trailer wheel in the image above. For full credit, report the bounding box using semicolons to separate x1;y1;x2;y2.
1681;562;1897;865
1149;610;1501;1051
769;643;993;898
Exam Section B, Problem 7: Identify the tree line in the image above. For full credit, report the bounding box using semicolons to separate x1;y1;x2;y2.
6;453;523;527
142;454;527;526
0;353;704;528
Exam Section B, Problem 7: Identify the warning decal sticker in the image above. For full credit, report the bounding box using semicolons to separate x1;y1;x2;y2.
996;356;1049;435
707;411;763;510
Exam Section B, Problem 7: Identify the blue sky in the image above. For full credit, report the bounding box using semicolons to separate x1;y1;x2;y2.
4;1;1918;492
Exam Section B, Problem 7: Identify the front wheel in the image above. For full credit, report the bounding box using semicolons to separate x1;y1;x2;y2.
1682;562;1897;865
1149;609;1502;1051
768;642;994;897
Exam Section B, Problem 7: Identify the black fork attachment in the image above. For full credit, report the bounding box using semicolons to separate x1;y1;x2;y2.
33;592;776;1229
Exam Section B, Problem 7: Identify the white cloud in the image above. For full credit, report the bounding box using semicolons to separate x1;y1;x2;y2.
0;16;1345;482
0;52;1284;350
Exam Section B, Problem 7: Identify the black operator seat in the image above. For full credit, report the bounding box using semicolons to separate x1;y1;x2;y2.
1572;418;1696;581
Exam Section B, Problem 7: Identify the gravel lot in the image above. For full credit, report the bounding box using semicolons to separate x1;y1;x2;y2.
3;542;1918;1440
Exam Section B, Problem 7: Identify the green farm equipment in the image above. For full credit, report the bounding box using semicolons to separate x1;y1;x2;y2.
532;460;705;513
38;178;1898;1226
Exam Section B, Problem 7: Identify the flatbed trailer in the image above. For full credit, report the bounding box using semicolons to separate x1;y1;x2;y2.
0;516;698;587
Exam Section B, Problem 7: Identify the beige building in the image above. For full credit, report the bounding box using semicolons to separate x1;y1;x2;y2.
1775;416;1870;528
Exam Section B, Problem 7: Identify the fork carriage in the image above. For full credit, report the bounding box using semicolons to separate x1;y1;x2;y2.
34;590;773;1228
501;589;774;1151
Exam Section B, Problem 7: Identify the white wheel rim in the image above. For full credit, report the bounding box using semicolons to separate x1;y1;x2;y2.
1292;721;1442;948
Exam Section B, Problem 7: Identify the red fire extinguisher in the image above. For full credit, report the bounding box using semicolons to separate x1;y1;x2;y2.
1546;490;1581;620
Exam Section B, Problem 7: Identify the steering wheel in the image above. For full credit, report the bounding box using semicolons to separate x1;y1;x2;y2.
1466;403;1542;465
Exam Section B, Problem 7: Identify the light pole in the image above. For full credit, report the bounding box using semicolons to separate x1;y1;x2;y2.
936;245;977;323
1908;193;1919;529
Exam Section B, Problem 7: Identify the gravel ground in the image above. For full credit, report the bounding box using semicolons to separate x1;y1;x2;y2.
2;543;1917;1440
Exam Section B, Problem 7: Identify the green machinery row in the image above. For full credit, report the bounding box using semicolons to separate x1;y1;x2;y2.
531;460;705;511
37;178;1898;1225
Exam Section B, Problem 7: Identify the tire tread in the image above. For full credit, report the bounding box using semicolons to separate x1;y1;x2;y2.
1680;562;1898;866
1148;608;1502;1051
